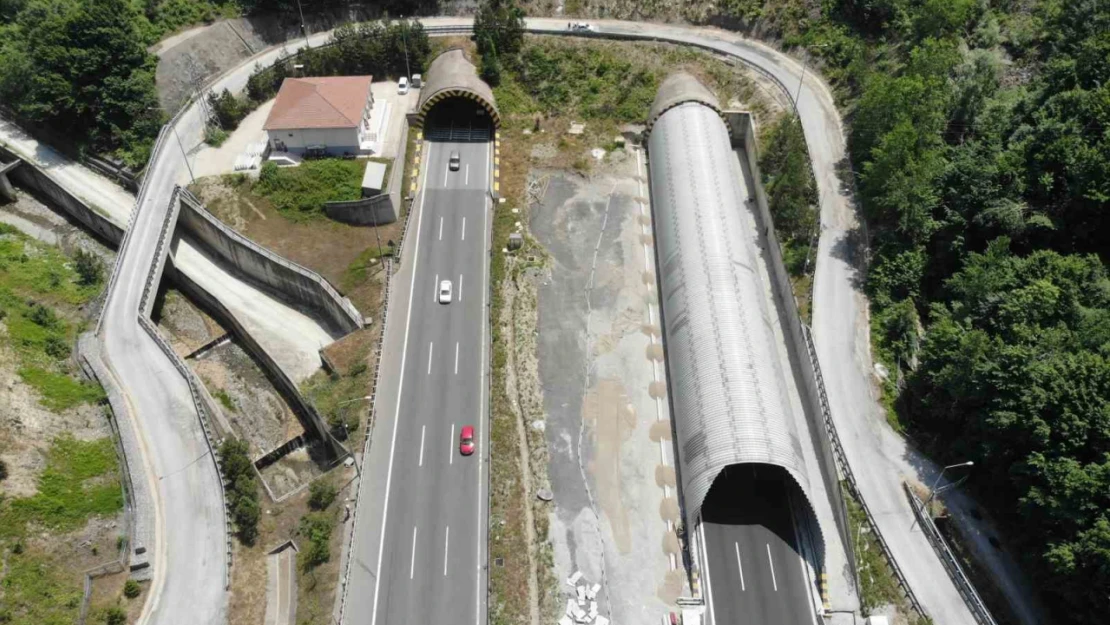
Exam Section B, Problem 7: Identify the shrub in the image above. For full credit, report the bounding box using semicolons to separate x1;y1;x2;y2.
123;579;141;599
104;606;126;625
74;249;103;286
218;438;260;545
308;481;337;511
0;458;7;481
298;512;333;570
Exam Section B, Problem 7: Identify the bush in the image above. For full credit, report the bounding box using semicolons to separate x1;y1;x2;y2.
308;481;337;511
204;126;229;147
253;159;364;220
0;459;7;481
298;512;333;570
74;249;103;286
104;606;126;625
218;438;260;545
123;579;141;599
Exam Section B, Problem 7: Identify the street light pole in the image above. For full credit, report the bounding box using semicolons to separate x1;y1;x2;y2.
793;44;828;118
400;17;412;80
925;461;974;509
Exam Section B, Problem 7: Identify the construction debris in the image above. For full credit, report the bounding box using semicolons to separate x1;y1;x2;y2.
563;571;606;625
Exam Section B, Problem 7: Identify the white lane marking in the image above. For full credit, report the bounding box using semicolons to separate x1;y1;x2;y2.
461;217;466;241
444;526;450;576
427;342;434;375
735;542;746;591
419;425;426;467
443;166;449;187
455;342;460;375
476;139;491;625
700;524;717;625
449;423;455;465
410;526;418;580
370;143;431;625
767;543;778;592
434;273;439;302
459;273;463;302
465;163;470;186
439;216;444;241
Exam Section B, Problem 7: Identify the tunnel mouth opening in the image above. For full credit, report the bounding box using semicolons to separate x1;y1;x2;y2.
701;463;816;557
421;96;495;143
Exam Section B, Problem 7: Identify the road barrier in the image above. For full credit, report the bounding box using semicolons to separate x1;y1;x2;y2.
905;484;999;625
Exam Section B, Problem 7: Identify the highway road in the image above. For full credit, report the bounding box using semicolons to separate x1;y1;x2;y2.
345;132;491;625
699;469;817;625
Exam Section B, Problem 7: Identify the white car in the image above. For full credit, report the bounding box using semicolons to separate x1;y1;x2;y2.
439;279;453;304
398;76;409;95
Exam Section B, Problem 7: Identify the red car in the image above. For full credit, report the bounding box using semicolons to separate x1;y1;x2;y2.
459;425;475;456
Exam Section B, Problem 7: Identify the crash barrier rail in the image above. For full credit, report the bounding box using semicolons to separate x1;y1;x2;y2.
336;255;394;625
802;325;926;617
905;484;999;625
135;187;232;589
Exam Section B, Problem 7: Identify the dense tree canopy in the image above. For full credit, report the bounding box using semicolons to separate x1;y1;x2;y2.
0;0;161;165
772;0;1110;620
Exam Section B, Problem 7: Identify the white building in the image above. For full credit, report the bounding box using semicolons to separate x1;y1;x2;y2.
263;76;374;156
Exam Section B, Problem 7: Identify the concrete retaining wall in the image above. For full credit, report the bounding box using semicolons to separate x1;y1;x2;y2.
733;112;857;581
323;193;397;226
0;144;124;245
177;189;363;335
166;247;345;460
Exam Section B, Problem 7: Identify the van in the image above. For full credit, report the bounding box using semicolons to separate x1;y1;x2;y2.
398;76;409;95
411;74;422;88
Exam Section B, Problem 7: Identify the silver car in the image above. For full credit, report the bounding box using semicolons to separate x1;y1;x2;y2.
449;151;460;171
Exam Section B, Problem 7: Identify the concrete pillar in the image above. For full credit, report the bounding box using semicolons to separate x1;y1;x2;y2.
0;159;20;202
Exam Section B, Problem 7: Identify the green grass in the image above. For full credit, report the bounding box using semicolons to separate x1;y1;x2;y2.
341;246;391;293
255;159;365;221
16;367;106;412
0;548;87;625
0;225;105;410
213;388;237;413
0;435;122;540
844;483;925;620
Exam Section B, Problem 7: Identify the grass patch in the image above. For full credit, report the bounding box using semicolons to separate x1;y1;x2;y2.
213;388;237;413
0;225;104;410
255;159;364;221
0;435;122;540
341;246;391;293
0;547;87;625
16;366;106;412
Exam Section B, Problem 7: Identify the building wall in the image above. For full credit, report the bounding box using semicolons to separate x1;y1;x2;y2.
268;126;360;155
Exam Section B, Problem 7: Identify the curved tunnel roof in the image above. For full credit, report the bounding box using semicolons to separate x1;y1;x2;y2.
415;48;500;128
646;74;821;543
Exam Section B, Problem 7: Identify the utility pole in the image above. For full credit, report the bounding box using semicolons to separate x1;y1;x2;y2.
172;125;195;184
793;43;828;118
294;0;310;50
925;461;974;509
400;17;412;80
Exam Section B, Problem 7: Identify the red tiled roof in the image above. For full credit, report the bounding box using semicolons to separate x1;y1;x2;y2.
263;76;373;131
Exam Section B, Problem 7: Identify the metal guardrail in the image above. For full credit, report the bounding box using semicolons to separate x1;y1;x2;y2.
136;187;233;590
801;325;927;618
905;484;999;625
336;255;394;625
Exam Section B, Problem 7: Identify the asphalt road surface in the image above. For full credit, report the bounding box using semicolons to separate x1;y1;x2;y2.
349;133;491;625
700;468;816;625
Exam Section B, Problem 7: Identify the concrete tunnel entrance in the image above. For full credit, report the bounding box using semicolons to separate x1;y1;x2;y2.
414;48;500;135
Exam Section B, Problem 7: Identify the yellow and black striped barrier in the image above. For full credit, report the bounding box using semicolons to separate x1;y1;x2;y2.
410;130;423;195
820;572;831;611
493;130;501;196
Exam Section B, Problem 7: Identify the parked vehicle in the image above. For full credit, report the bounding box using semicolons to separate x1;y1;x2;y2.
411;74;422;88
398;76;409;95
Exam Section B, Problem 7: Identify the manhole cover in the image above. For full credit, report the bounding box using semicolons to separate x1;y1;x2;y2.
494;557;505;567
537;488;554;502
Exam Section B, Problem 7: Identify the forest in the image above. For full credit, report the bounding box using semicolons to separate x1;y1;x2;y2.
755;1;1109;622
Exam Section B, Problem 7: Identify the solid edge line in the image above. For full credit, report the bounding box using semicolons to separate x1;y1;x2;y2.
700;523;716;625
735;542;745;592
369;138;431;625
476;137;491;625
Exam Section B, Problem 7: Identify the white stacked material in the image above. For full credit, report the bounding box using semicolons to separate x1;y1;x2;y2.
244;139;267;157
566;571;584;587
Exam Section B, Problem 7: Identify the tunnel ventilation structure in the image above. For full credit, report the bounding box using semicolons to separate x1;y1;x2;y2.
415;48;501;130
645;73;826;552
